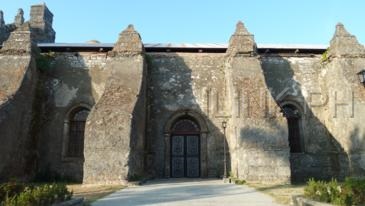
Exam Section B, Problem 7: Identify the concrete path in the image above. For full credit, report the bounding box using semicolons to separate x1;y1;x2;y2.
92;179;284;206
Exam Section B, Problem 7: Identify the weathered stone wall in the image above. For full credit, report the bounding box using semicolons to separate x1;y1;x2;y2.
44;22;364;184
262;56;349;182
146;52;291;182
257;23;365;182
37;51;107;181
146;23;287;184
1;3;365;184
146;52;227;178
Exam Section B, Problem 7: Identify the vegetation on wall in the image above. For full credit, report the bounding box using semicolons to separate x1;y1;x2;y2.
36;52;55;73
321;49;330;63
304;178;365;206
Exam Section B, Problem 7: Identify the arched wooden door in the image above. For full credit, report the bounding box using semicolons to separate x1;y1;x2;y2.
170;119;200;178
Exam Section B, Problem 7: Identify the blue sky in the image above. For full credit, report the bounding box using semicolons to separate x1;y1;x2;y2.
1;0;364;45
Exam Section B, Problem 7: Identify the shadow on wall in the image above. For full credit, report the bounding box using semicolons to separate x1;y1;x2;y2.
238;118;289;182
348;127;365;176
128;56;148;180
260;56;349;183
146;53;231;179
35;52;96;183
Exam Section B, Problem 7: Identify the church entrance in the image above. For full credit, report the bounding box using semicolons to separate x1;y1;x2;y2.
170;119;200;177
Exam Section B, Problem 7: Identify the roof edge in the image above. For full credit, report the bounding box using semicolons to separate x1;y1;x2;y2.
36;42;328;50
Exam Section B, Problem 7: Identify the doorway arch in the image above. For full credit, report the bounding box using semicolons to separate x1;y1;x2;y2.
164;110;208;178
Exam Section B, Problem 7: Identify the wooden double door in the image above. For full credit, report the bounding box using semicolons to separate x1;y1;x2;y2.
171;134;200;178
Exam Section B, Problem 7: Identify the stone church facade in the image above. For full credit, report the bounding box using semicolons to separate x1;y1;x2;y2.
0;4;364;184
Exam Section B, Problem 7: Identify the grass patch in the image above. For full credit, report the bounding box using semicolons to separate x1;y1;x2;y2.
247;183;305;205
304;178;365;206
67;184;125;205
227;174;246;185
234;179;246;185
0;182;72;206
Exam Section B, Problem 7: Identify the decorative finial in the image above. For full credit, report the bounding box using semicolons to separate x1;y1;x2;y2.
14;8;24;26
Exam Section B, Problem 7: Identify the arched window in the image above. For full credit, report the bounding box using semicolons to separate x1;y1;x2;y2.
282;104;303;153
66;108;90;158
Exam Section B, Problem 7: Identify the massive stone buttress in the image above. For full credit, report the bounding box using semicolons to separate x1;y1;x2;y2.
319;23;365;177
0;3;56;182
0;23;39;181
225;22;290;183
83;25;146;184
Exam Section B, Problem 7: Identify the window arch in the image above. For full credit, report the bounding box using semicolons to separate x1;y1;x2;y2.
282;104;303;153
62;105;90;159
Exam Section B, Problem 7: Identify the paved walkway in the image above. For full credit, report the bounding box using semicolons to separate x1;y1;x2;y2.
92;179;284;206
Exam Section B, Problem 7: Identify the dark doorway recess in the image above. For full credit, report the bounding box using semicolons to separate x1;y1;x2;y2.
282;104;302;153
170;119;200;178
